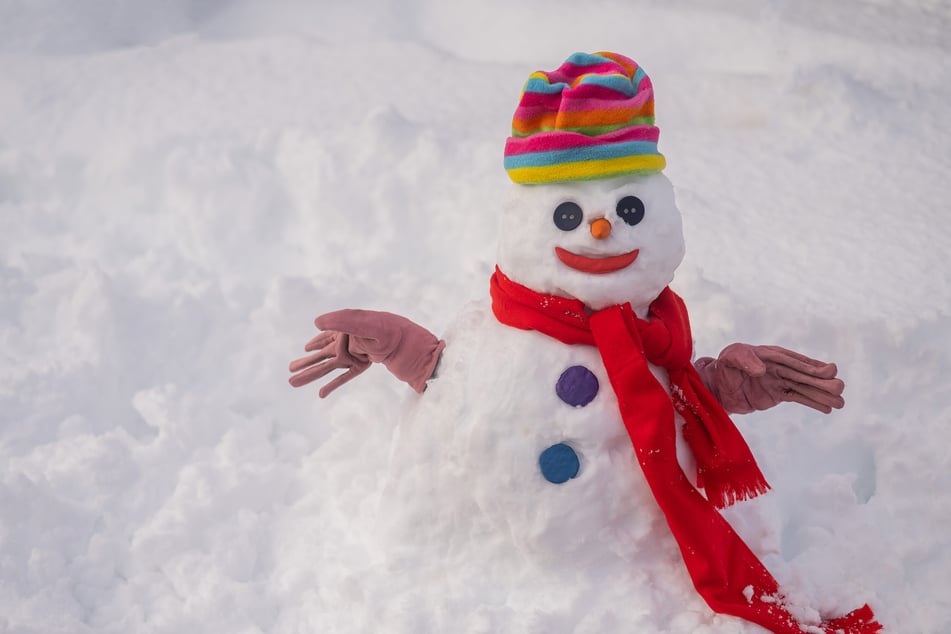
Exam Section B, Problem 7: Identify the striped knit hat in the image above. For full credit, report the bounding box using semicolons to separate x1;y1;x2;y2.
504;52;665;185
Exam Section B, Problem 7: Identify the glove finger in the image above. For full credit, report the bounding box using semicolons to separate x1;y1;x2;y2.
780;389;835;414
289;343;338;373
288;358;344;388
779;379;846;411
304;331;336;352
315;309;393;341
773;365;845;396
719;345;767;377
758;346;839;378
318;365;368;398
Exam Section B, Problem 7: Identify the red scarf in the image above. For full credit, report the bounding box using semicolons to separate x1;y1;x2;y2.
490;267;881;634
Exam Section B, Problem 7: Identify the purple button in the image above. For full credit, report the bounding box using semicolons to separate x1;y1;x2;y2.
556;365;599;407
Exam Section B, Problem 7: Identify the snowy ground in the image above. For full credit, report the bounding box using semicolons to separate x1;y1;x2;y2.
1;1;950;632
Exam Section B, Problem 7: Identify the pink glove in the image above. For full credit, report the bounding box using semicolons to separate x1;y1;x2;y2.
695;344;845;415
288;309;446;398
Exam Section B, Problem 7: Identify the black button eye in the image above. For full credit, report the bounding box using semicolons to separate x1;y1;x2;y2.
616;195;645;226
553;201;583;231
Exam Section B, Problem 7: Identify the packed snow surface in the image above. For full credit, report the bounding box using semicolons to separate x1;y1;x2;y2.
1;1;950;632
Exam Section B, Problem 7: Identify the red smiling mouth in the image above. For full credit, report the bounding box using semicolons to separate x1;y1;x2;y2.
554;246;640;274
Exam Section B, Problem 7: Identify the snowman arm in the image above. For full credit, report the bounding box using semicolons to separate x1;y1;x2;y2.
694;343;845;415
289;309;445;398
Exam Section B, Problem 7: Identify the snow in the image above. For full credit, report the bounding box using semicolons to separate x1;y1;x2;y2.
1;0;949;632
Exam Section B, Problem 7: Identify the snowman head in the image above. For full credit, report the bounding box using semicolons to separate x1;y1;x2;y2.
497;172;684;312
498;52;683;312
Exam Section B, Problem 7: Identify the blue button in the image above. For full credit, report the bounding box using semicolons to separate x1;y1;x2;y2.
556;366;599;407
539;443;580;484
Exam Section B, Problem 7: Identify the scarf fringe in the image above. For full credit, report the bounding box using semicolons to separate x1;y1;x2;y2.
699;463;772;509
821;604;883;634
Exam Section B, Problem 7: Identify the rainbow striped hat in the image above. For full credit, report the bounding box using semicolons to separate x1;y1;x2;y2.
503;52;666;185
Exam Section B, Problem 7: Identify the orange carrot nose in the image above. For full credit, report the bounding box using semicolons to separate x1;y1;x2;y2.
590;217;612;240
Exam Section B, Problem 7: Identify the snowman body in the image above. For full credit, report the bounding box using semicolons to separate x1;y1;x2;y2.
376;304;762;632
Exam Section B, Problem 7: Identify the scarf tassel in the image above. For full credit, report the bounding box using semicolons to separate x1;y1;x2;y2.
698;462;772;510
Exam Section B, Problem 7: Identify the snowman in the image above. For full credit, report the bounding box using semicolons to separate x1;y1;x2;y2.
289;52;880;634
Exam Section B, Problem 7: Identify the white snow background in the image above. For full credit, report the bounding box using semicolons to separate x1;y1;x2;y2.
1;0;950;632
